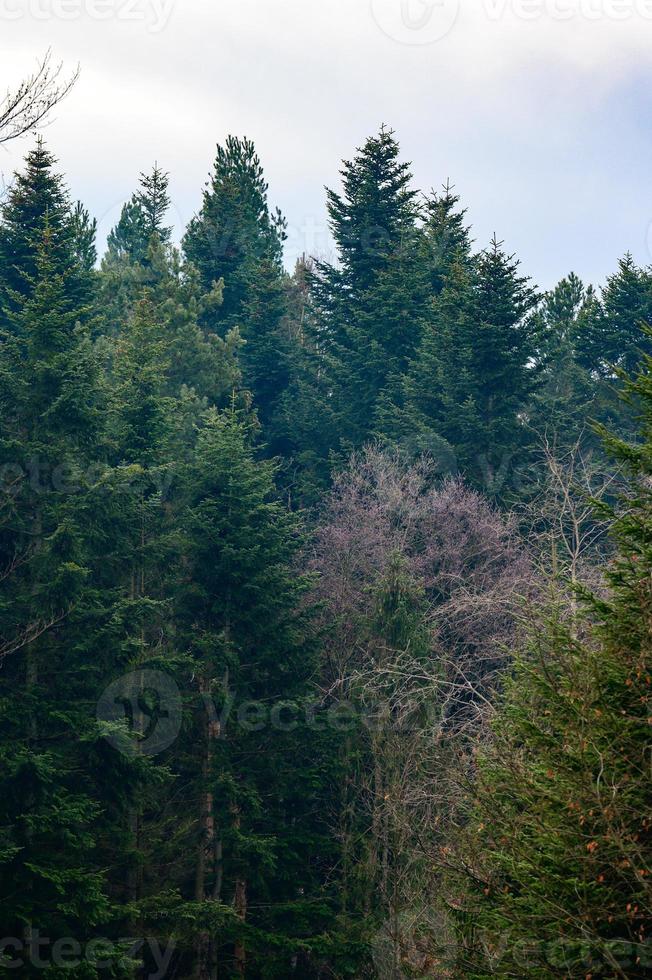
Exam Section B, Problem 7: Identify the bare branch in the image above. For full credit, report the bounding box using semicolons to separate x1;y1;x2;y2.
0;50;79;146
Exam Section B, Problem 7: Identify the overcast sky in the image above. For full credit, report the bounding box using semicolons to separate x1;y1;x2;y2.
2;0;652;290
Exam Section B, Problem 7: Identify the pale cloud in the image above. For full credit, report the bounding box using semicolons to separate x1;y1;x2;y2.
1;0;651;287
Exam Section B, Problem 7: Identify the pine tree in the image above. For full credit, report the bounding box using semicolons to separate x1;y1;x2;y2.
0;140;94;328
311;127;428;449
391;237;538;493
449;361;652;978
0;227;121;969
174;408;323;977
182;136;292;428
576;253;652;378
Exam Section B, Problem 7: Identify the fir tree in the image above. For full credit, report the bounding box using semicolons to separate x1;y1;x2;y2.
529;273;599;447
576;253;652;378
105;164;172;267
391;237;538;493
450;361;652;978
173;408;322;977
135;164;171;248
311;126;428;448
182;136;291;427
420;181;474;295
0;228;120;969
0;140;94;327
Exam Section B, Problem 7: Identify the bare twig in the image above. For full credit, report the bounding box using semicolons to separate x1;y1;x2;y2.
0;50;79;146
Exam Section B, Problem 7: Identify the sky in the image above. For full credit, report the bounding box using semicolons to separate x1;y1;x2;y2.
1;0;652;290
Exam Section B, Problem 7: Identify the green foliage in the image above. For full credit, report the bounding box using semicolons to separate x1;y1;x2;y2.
448;363;652;977
1;128;649;978
182;136;294;434
0;140;95;328
0;221;118;970
310;126;428;450
576;254;652;378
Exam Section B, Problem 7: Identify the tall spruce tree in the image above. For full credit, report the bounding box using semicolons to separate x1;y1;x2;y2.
182;136;292;431
576;253;652;379
311;126;427;449
0;140;94;328
0;226;123;971
173;408;327;977
390;237;538;493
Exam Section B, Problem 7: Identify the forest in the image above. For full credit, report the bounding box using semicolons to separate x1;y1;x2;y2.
0;105;650;977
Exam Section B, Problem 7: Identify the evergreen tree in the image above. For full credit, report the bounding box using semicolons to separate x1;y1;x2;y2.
0;140;94;327
375;255;473;470
135;164;171;248
105;197;148;264
105;164;172;267
99;291;190;958
529;273;600;448
101;165;174;335
270;257;342;502
576;253;652;378
468;237;539;488
0;228;124;971
183;136;285;331
373;183;473;466
449;363;652;978
182;136;292;429
311;126;428;448
387;237;538;492
70;200;98;273
173;409;325;977
420;181;474;295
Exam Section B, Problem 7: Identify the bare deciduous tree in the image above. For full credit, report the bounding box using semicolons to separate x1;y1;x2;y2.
309;447;532;975
0;50;78;147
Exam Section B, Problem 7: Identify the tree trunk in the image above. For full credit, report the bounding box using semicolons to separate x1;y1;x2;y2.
233;877;247;976
195;675;223;980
